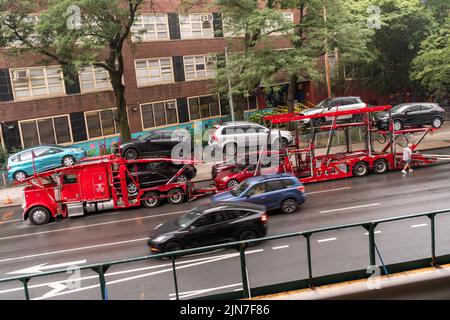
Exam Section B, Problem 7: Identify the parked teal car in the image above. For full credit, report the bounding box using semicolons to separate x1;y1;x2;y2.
7;145;87;181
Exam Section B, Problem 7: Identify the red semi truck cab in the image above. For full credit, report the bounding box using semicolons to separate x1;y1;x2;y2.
21;156;204;225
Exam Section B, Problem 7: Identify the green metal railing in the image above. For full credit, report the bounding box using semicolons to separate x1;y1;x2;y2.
1;208;449;300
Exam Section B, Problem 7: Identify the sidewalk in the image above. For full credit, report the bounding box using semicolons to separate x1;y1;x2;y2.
1;123;449;208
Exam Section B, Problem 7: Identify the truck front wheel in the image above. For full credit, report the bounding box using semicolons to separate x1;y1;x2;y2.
29;206;51;225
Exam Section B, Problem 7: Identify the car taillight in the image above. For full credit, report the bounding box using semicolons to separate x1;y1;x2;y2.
212;134;218;142
7;166;10;170
297;186;305;193
261;213;268;223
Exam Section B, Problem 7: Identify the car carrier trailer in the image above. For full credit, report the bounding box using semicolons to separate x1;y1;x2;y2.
261;105;449;184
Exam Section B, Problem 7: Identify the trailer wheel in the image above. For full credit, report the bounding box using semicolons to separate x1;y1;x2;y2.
167;188;185;205
373;159;389;174
352;162;369;177
29;206;51;225
142;192;160;208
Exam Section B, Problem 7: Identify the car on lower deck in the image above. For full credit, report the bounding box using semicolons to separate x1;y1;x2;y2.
376;103;445;131
7;145;86;181
125;160;197;196
147;202;268;254
212;174;306;214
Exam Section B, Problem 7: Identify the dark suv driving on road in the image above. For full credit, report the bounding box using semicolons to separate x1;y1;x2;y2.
147;202;268;254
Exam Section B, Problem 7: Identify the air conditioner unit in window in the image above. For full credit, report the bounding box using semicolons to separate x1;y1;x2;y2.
201;15;211;22
167;102;176;110
13;70;29;80
205;56;217;64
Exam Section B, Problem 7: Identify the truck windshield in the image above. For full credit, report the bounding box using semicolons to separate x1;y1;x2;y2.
177;210;203;228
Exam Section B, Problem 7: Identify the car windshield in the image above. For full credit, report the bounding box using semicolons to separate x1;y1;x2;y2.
177;210;203;228
137;133;153;141
230;180;251;196
315;99;332;109
231;164;251;173
390;104;411;114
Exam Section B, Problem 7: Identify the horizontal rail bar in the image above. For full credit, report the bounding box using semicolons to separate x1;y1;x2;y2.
1;207;449;286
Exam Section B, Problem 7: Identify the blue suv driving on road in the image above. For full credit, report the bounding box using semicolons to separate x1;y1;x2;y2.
7;145;86;181
212;174;306;214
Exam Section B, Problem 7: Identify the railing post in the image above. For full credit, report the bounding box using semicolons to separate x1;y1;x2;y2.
20;278;30;300
365;223;377;267
93;265;110;300
171;255;180;300
428;214;437;267
304;233;314;288
239;243;251;299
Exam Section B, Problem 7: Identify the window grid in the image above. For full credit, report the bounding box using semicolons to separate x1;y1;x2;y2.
188;94;221;122
183;55;217;81
10;65;66;100
140;100;179;130
131;14;169;42
179;14;214;39
135;58;174;87
79;65;112;93
84;108;118;140
18;115;73;148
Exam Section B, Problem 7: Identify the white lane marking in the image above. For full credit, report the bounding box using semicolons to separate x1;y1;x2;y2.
169;283;243;300
0;250;263;296
364;231;382;235
320;203;380;214
233;288;243;292
307;187;352;195
272;245;289;250
411;223;428;228
0;238;147;264
43;283;67;299
32;250;264;300
8;260;87;275
0;219;22;224
317;237;337;243
0;210;188;242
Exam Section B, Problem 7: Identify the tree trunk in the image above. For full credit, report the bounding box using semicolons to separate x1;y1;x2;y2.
110;73;131;142
287;73;298;114
234;102;245;121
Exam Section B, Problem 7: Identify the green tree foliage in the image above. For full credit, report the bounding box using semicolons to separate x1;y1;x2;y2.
411;18;450;99
0;0;147;141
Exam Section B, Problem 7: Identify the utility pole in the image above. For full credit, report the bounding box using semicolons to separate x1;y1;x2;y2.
224;47;235;122
323;4;332;98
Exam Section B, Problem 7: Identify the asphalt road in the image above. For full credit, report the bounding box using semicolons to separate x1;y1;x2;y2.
1;148;450;300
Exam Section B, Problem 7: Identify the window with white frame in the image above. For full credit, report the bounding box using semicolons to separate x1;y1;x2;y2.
79;65;112;92
141;100;178;129
85;109;118;139
264;12;294;35
184;55;217;81
131;14;169;42
188;95;221;121
19;115;72;148
135;58;174;87
10;65;65;100
179;14;214;39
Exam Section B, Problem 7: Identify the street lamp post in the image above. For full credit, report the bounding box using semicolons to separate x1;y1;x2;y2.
224;47;235;122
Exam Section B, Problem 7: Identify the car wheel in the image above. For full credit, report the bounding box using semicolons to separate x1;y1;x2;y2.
353;161;369;177
432;117;443;129
127;183;139;197
227;179;240;189
274;137;289;150
13;170;27;182
281;199;298;214
373;159;389;174
176;174;188;183
141;192;160;208
163;241;183;255
29;206;51;225
124;148;138;160
393;120;403;131
167;188;185;205
239;230;259;247
62;155;76;167
224;143;237;157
